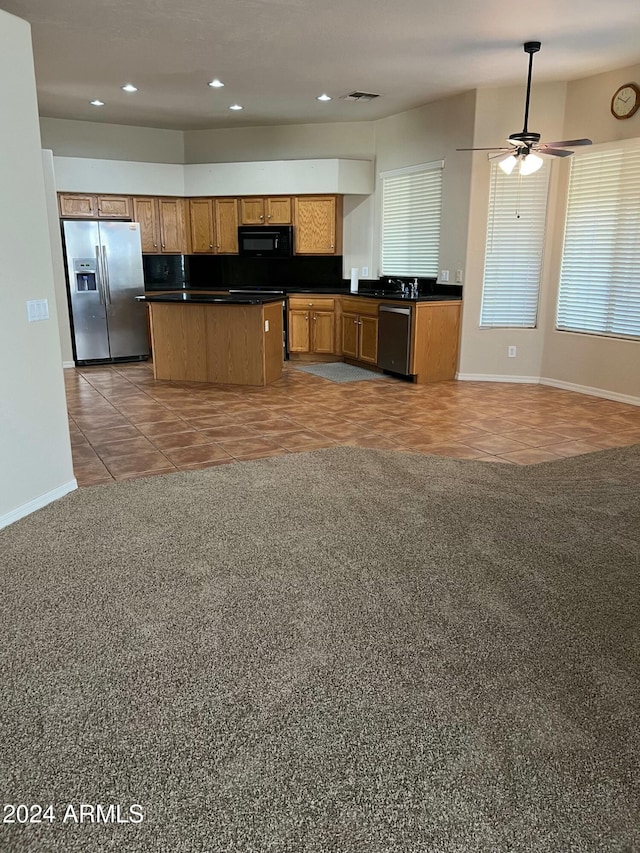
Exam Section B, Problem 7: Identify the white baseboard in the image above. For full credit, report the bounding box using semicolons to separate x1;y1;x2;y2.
456;372;640;407
456;373;540;384
0;479;78;530
63;361;75;369
539;377;640;407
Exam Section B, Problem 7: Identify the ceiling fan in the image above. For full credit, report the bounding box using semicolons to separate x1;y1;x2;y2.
458;41;592;175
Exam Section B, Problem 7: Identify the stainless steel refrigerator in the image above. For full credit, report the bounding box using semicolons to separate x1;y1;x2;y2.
62;220;149;363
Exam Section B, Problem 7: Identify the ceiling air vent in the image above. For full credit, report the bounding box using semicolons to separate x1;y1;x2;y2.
341;91;381;102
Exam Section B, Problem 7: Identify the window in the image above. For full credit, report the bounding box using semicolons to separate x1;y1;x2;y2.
480;162;550;328
380;161;443;277
557;141;640;339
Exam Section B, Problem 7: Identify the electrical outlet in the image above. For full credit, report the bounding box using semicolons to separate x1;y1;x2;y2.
361;266;369;278
508;345;517;358
455;269;463;283
441;269;449;282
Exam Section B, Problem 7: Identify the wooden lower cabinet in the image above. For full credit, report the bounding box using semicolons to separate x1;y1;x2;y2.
146;300;283;385
340;297;380;365
287;297;336;354
411;301;462;383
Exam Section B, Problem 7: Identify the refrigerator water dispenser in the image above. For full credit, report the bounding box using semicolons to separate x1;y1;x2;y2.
73;259;97;292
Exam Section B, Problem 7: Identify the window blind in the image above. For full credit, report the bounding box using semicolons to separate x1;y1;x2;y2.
480;162;550;328
557;142;640;340
380;161;443;277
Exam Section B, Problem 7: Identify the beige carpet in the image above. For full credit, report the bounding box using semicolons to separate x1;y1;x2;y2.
1;445;639;852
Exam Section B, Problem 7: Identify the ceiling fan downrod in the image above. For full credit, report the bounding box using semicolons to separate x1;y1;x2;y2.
509;41;542;148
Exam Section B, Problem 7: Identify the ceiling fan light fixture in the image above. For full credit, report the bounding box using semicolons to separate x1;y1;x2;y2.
498;154;518;175
520;152;543;175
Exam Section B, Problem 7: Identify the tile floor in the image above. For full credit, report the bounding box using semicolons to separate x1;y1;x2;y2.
65;362;640;487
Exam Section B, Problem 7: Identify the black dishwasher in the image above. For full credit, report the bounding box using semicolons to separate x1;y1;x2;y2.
377;304;412;375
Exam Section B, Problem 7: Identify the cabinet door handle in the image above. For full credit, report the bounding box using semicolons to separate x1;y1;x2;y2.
260;214;264;220
305;314;309;321
313;315;317;321
161;243;165;249
209;243;213;248
153;242;158;249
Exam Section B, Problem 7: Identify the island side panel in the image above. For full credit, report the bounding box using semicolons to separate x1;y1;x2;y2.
203;304;266;386
148;302;208;382
262;301;284;385
411;302;462;383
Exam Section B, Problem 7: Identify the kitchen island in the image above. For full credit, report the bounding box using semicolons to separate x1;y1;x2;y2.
138;293;284;386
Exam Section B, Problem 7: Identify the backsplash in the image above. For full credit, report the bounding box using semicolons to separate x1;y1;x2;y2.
188;255;343;290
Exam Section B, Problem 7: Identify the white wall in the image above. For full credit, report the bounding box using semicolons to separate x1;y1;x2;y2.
53;156;186;196
183;159;373;195
373;91;476;281
458;82;568;381
0;10;75;528
42;150;73;365
40;117;184;163
540;63;640;402
184;121;375;164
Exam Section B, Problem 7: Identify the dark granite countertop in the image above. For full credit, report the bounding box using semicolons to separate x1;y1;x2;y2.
346;291;461;303
137;293;285;305
139;288;462;305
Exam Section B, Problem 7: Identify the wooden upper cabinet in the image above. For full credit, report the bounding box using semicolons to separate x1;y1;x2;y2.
214;198;239;253
96;195;131;218
265;197;292;224
59;193;131;219
293;195;342;255
189;199;215;253
158;198;187;253
239;198;266;225
132;197;187;254
239;196;292;225
132;197;160;253
187;197;238;254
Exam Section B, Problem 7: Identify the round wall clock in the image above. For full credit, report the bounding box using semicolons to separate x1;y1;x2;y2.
611;82;640;120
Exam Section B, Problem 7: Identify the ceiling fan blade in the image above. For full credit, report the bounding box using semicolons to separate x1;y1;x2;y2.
456;147;510;151
537;147;574;157
541;138;593;148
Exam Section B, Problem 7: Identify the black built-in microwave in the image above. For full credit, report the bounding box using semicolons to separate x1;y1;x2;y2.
238;225;293;257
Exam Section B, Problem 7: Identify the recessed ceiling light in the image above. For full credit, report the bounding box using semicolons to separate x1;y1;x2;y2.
208;79;225;88
121;84;138;93
229;104;243;111
317;94;332;101
90;100;104;106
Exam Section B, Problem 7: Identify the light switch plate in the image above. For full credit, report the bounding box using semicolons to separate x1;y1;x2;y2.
440;270;450;282
26;299;49;322
361;266;369;278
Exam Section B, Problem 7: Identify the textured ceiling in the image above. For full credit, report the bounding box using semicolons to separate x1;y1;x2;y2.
1;0;640;130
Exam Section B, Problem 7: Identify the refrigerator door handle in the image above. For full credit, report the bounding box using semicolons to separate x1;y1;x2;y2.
101;245;112;304
95;244;106;305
